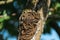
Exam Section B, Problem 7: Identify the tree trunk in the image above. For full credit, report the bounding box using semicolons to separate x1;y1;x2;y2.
31;8;45;40
18;0;51;40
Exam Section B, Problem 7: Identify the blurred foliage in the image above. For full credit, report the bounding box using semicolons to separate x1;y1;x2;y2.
0;10;10;30
0;0;60;40
43;0;60;36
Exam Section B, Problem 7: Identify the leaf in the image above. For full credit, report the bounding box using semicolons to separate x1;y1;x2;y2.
3;14;10;20
0;23;3;29
3;10;10;20
0;17;4;22
3;10;6;15
55;3;60;9
49;12;52;15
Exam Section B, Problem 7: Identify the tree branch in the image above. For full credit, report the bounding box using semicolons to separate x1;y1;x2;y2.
0;0;13;5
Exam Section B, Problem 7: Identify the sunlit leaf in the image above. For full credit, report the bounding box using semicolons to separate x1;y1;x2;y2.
55;3;60;9
56;3;60;7
3;14;9;20
49;12;52;15
3;10;10;20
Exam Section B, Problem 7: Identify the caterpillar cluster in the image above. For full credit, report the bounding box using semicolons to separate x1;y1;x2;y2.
18;0;50;40
19;9;40;40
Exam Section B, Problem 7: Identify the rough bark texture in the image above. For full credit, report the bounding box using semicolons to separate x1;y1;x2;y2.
18;0;51;40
